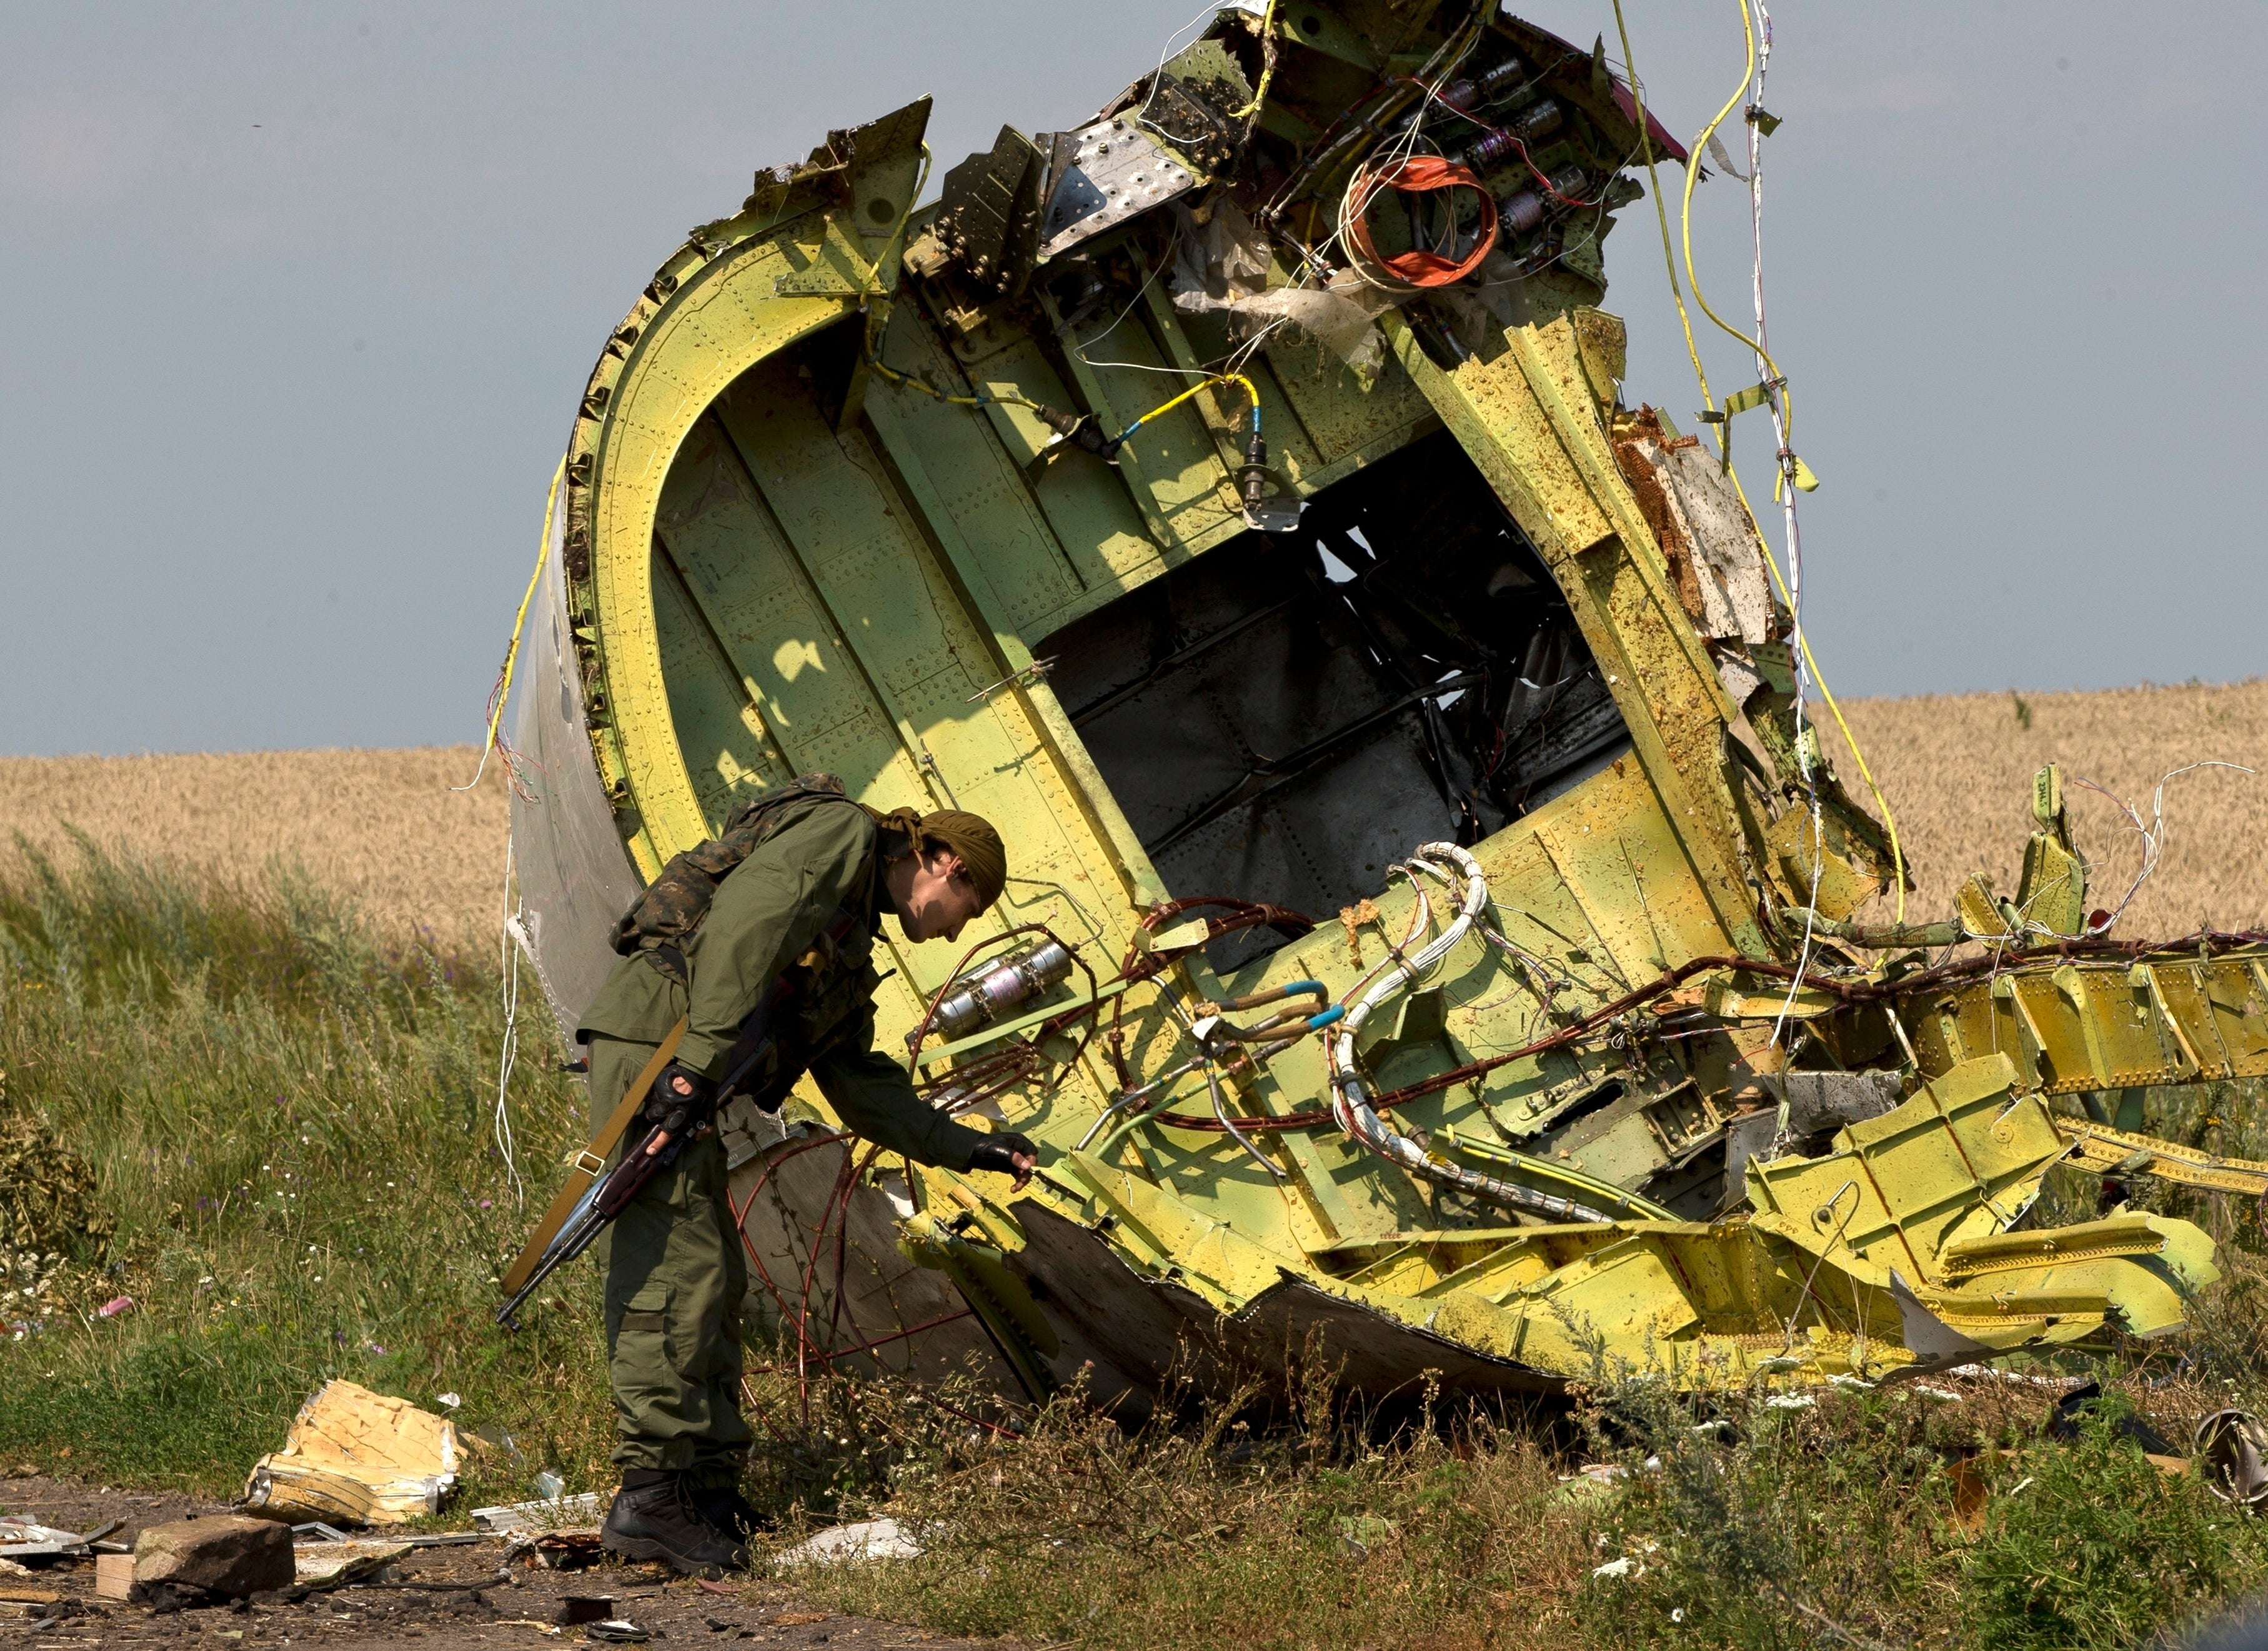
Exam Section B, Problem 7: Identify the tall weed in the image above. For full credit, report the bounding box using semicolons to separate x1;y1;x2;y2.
0;841;608;1496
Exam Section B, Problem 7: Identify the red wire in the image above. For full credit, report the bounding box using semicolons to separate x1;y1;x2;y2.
1345;154;1500;288
1405;78;1603;211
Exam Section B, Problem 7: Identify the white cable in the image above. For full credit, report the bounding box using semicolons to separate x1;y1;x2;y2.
494;834;526;1209
1739;0;1825;1055
1323;843;1613;1222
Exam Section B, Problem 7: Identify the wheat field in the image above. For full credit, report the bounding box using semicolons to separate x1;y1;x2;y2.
1824;677;2268;938
0;746;509;942
1;677;2261;944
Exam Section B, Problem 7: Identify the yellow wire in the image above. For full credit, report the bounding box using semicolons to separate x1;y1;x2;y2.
1611;0;1718;442
1679;0;1791;438
1229;0;1282;120
1119;372;1260;440
481;460;561;759
1620;0;1907;917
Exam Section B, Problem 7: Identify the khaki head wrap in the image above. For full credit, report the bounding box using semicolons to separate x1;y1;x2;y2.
865;804;1007;912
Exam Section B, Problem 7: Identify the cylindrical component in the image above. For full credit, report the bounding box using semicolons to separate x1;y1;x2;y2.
930;939;1075;1040
1453;98;1563;172
1467;54;1531;105
1497;164;1591;236
1388;54;1529;133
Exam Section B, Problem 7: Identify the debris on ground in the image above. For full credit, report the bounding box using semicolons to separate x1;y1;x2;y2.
132;1514;294;1602
291;1539;412;1589
772;1518;922;1569
553;1594;616;1625
240;1379;460;1525
473;1491;607;1533
502;1527;608;1570
0;1474;976;1647
0;1519;88;1559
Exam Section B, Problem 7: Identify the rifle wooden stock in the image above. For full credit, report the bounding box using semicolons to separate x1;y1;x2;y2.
499;1017;687;1298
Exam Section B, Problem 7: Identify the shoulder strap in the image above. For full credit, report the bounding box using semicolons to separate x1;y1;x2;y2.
500;1017;687;1297
610;774;850;969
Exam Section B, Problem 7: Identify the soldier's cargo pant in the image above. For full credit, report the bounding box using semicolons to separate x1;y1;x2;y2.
587;1035;752;1479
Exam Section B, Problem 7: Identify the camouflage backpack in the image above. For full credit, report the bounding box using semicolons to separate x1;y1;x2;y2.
609;773;853;985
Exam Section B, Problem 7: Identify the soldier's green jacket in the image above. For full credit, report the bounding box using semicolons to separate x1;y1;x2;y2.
577;794;989;1173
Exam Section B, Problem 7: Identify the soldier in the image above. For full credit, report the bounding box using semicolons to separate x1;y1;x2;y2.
575;779;1037;1575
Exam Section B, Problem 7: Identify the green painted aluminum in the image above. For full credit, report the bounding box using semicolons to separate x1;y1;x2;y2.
518;4;2268;1397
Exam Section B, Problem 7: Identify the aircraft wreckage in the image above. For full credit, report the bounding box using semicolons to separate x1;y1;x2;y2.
501;1;2268;1407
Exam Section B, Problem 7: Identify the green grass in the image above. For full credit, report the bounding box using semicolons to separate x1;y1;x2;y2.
9;840;2268;1649
0;837;612;1501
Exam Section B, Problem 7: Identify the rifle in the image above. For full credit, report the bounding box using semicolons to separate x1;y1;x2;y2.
496;1105;712;1330
496;949;823;1329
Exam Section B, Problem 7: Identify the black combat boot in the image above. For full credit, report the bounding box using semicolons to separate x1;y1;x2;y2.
694;1479;772;1541
601;1469;749;1577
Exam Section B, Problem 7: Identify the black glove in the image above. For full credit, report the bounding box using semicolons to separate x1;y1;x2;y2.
967;1132;1038;1181
644;1061;716;1133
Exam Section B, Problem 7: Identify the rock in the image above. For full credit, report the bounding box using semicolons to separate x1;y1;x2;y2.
132;1516;294;1600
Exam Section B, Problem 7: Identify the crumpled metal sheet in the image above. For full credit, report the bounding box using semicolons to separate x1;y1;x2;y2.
504;482;643;1042
1613;419;1774;646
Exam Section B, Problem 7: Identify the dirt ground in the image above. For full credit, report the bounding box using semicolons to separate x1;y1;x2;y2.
0;1478;993;1649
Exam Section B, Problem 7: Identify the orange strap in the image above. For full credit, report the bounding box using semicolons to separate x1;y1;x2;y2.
1345;155;1500;288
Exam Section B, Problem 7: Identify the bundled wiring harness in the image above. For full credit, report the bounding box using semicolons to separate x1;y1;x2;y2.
1338;155;1500;292
1321;844;1615;1222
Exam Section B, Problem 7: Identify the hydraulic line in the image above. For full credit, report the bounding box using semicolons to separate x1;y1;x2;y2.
1322;844;1617;1223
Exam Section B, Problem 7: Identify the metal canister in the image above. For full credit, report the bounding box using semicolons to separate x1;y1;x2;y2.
1498;165;1591;238
931;939;1075;1040
1453;98;1564;172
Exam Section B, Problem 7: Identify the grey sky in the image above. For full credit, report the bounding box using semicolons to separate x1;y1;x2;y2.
4;2;2259;756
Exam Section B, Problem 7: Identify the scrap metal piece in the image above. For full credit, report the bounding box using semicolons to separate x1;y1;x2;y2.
1037;117;1199;261
0;1520;100;1561
241;1380;460;1527
2196;1410;2268;1506
1887;1270;1996;1366
469;1493;606;1535
932;125;1045;295
2048;1117;2268;1198
291;1541;411;1591
1764;1070;1903;1136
